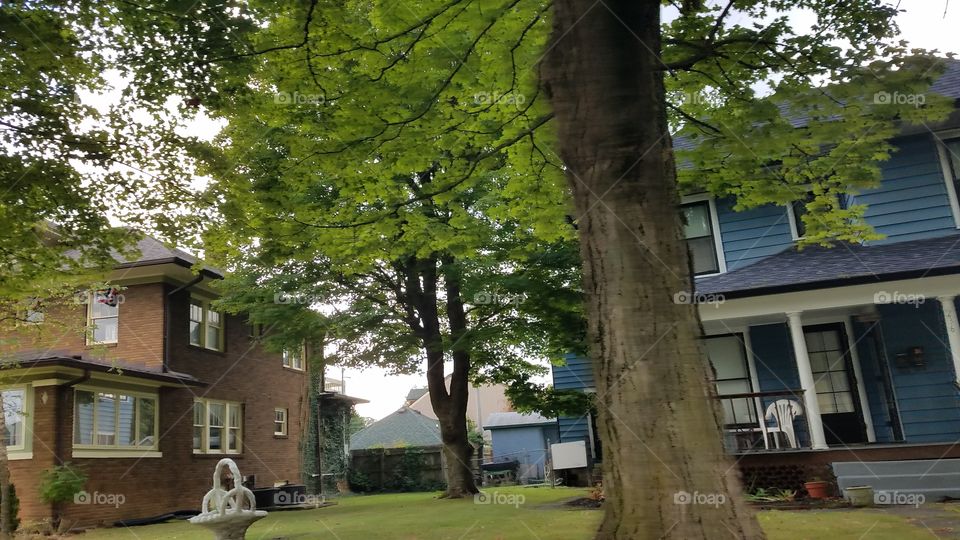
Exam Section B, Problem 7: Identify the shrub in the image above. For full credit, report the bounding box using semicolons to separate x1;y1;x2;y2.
39;463;87;504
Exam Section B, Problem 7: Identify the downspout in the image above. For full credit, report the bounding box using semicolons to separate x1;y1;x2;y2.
164;275;204;373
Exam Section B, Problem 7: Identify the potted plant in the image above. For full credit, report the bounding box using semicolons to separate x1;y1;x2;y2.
803;477;831;499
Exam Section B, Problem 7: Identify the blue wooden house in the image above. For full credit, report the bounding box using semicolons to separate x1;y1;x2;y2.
553;60;960;497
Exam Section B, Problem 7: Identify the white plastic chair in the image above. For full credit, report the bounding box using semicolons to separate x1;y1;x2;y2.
763;399;803;449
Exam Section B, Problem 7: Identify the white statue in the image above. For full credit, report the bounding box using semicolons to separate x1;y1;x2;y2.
189;458;267;540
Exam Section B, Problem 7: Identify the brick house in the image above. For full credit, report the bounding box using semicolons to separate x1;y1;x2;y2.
0;235;308;526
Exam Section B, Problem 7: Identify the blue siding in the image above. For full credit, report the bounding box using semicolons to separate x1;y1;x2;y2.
849;134;956;244
851;320;897;443
875;302;960;442
488;425;558;479
552;354;594;446
552;354;595;391
715;198;794;271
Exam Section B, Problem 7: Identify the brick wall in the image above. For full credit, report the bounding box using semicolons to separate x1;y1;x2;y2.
5;281;308;527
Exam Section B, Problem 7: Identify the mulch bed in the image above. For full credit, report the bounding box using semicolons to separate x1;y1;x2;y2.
565;497;603;509
748;498;851;511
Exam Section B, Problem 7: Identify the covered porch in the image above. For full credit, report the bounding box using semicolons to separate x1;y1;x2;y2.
695;237;960;459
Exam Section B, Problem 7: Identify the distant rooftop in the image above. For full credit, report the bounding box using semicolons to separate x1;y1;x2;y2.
350;407;441;450
483;412;555;430
405;387;428;402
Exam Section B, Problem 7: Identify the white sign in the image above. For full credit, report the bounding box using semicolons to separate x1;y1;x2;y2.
551;440;588;470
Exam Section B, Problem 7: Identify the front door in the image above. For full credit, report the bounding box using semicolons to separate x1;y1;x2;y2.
803;323;868;446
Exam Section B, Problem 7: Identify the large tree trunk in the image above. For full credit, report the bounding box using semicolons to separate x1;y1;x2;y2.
544;1;763;538
407;255;478;498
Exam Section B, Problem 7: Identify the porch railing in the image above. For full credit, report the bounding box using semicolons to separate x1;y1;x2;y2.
713;389;809;453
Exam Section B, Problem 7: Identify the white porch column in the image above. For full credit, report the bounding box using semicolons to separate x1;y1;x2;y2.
786;311;829;449
844;320;877;443
939;295;960;385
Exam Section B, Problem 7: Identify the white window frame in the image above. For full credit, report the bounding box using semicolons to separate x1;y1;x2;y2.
680;194;727;276
934;129;960;229
193;398;242;454
282;344;306;371
190;297;224;351
1;387;30;455
72;386;159;452
86;292;119;345
274;408;288;436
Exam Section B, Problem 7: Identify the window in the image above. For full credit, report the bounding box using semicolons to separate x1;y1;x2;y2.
704;335;757;426
274;408;288;436
805;328;856;414
193;399;242;454
87;290;119;344
282;345;305;371
681;200;721;275
938;135;960;227
788;191;846;240
2;389;26;450
190;299;223;351
19;298;43;325
73;388;158;449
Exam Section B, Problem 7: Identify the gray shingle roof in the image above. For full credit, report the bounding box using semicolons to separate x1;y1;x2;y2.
405;387;428;402
349;407;442;450
696;233;960;299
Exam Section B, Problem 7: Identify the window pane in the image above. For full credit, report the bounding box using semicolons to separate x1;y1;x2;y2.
817;393;838;414
93;318;118;343
228;428;239;451
809;352;828;372
209;427;223;450
715;380;750;396
946;139;960;179
804;332;824;352
74;390;95;444
228;404;240;428
682;202;711;238
688;237;719;275
138;398;156;447
91;301;118;318
118;395;136;446
96;393;117;445
821;331;840;351
205;326;220;350
827;354;846;371
190;321;202;346
814;376;833;394
2;390;23;447
207;310;220;327
831;371;851;392
209;403;225;427
190;303;204;322
834;393;855;413
705;336;748;380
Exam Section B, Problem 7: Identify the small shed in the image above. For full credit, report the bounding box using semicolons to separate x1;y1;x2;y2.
483;412;559;483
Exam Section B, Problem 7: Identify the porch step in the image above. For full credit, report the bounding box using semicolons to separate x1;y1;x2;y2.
832;459;960;501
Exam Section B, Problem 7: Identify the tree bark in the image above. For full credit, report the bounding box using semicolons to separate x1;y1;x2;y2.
404;255;478;497
543;1;763;538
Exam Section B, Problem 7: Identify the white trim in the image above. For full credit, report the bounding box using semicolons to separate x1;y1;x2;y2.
72;385;159;451
698;273;960;322
8;452;32;461
786;312;829;449
274;407;288;436
938;295;960;387
843;318;877;443
193;398;243;454
740;327;767;438
680;194;727;276
934;131;960;229
72;450;162;459
786;202;803;241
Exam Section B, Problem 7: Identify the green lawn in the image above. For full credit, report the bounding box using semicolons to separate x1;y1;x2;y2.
74;488;949;539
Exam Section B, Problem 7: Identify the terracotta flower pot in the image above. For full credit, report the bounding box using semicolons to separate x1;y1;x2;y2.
804;480;831;499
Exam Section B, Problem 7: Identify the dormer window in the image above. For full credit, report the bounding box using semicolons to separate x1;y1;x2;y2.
936;133;960;228
190;298;224;351
681;199;724;275
788;191;845;240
